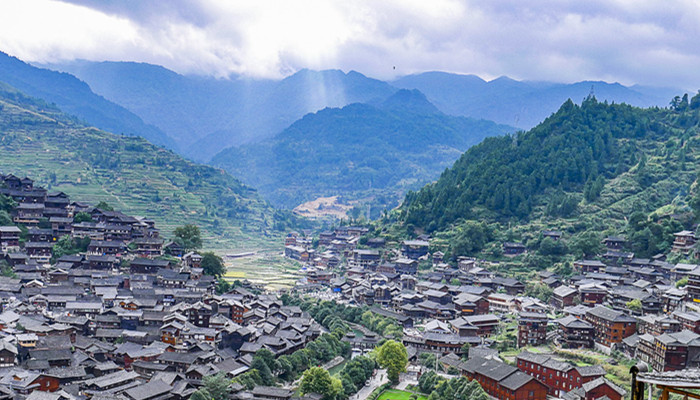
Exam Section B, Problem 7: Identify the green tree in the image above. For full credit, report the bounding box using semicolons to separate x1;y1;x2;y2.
216;278;231;294
95;201;114;211
251;355;274;385
676;277;689;288
191;372;230;400
201;252;225;277
626;299;642;313
569;231;603;258
376;340;408;384
461;343;471;360
73;212;93;223
300;367;339;400
174;224;203;251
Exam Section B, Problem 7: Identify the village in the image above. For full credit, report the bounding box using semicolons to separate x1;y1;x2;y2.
0;171;699;400
285;224;700;400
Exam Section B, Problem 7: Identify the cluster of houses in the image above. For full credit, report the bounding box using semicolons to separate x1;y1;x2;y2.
0;261;332;400
0;173;343;399
0;174;175;265
280;228;700;400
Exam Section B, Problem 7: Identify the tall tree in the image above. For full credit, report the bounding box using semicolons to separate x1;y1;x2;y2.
300;367;341;400
201;252;226;277
376;340;408;384
173;224;203;251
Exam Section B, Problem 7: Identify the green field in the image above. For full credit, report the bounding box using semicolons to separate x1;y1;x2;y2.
223;250;303;289
377;389;428;400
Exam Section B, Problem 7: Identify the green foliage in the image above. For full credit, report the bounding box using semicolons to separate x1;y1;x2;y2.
569;231;603;259
626;211;683;258
216;278;231;294
251;350;276;386
338;356;376;397
447;221;494;259
0;260;16;279
95;201;114;212
361;311;403;339
201;252;225;277
401;97;681;230
0;194;16;213
0;85;296;247
191;372;230;400
524;283;554;302
51;235;90;263
173;224;203;251
376;340;408;384
212;98;513;209
300;367;342;400
73;212;93;223
626;299;642;313
232;370;263;390
676;277;688;288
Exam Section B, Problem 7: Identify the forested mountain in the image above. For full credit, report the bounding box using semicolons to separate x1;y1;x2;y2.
392;71;679;129
0;52;176;150
0;82;297;248
392;93;700;261
210;89;514;212
44;61;395;160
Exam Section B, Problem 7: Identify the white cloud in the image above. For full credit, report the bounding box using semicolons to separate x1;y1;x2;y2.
0;0;700;88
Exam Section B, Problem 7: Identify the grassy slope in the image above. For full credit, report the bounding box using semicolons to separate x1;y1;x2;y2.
0;83;283;253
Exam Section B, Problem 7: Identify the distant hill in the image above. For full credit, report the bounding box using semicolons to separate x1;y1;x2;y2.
0;82;298;248
211;89;515;213
392;71;680;129
395;94;700;260
0;52;176;150
44;61;395;160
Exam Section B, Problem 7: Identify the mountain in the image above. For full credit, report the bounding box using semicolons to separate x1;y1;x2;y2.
0;52;176;150
210;89;515;213
43;61;396;160
395;94;700;261
392;71;681;129
0;81;298;249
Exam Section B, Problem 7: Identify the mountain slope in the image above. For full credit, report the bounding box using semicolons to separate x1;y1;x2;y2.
395;94;700;260
0;52;176;151
0;82;295;249
393;71;680;129
43;61;396;159
211;89;515;212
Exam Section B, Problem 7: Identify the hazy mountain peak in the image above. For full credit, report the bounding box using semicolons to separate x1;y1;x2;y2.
380;88;441;115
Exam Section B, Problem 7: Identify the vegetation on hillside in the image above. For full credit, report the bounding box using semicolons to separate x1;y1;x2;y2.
377;93;700;266
212;90;513;213
0;82;305;248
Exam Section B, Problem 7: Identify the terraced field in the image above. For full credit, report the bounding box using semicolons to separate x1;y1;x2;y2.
0;83;282;248
223;250;303;289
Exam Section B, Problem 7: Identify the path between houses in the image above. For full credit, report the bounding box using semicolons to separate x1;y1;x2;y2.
353;369;388;400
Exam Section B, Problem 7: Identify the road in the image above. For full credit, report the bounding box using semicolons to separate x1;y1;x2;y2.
352;369;388;400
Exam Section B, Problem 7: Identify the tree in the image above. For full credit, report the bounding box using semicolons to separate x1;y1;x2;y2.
569;231;603;258
676;277;689;288
626;299;642;313
216;278;231;294
251;355;274;385
376;340;408;384
73;212;93;223
461;343;471;360
174;224;203;251
201;252;225;277
191;372;230;400
95;201;114;211
300;367;339;400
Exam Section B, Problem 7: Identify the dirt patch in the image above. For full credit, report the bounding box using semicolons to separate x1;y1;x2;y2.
293;195;354;219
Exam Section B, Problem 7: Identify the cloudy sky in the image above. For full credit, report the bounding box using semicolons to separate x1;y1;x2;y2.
1;0;700;89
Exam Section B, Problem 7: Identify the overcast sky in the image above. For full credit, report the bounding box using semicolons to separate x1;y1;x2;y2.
1;0;700;89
